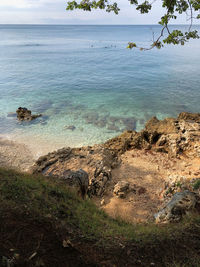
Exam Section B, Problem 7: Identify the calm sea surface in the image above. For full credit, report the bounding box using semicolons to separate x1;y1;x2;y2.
0;25;199;156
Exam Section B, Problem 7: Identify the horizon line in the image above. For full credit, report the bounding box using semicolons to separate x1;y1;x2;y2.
0;23;199;26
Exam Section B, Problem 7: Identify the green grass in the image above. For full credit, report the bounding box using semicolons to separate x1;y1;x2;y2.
193;179;200;190
0;167;199;243
1;168;200;266
0;167;144;242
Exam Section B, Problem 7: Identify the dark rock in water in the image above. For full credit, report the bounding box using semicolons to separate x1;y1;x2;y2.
83;112;99;124
109;116;118;123
62;169;89;199
120;117;137;131
64;125;76;131
33;99;53;113
154;190;200;223
107;124;120;132
16;107;42;121
27;115;49;126
75;104;86;111
94;118;107;128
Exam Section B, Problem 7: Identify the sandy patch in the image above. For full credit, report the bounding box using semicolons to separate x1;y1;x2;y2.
99;149;200;223
0;137;35;171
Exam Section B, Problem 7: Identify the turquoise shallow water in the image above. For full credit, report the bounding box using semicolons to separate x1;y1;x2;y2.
0;25;200;156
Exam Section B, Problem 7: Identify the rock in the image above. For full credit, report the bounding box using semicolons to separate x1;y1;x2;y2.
31;147;72;173
30;111;200;204
100;199;105;206
16;107;42;121
103;112;200;157
145;116;177;135
83;112;99;125
155;190;200;223
178;112;200;122
107;124;120;132
94;119;106;128
32;145;119;198
120;117;137;131
62;169;89;199
137;186;146;195
113;181;130;198
63;239;73;248
89;163;112;196
64;125;76;131
104;130;153;154
33;99;53;113
104;131;137;154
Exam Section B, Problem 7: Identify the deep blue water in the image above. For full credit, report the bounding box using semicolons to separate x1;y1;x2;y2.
0;25;200;155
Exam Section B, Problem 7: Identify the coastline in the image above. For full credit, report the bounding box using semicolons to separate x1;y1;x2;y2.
0;130;108;171
0;111;200;223
30;111;200;223
1;111;200;173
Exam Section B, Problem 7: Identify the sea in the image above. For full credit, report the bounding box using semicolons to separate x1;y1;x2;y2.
0;24;200;156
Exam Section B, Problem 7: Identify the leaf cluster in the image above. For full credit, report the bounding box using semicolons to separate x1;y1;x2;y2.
66;0;120;14
66;0;200;49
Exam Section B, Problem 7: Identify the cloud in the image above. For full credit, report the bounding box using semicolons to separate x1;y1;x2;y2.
0;0;62;9
0;0;35;8
0;0;198;24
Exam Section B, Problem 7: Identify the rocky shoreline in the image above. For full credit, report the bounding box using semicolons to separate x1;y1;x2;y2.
29;112;200;223
0;111;200;223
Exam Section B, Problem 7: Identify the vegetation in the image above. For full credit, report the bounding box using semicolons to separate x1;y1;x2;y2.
193;179;200;190
1;168;200;266
66;0;200;50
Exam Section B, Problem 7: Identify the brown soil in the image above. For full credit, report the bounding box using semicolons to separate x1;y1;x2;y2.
0;208;95;267
96;149;200;223
1;208;200;267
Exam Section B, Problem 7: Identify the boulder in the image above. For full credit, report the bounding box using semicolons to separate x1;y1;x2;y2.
62;169;89;199
155;190;200;223
113;181;130;198
31;148;72;173
104;131;151;154
32;145;119;198
145;116;177;135
178;112;200;123
16;107;42;121
64;125;76;131
89;162;112;196
100;112;200;158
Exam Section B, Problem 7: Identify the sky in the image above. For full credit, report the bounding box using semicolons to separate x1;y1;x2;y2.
0;0;195;25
